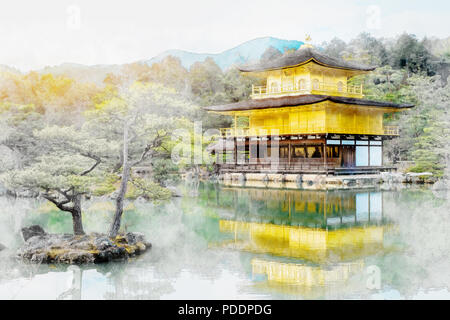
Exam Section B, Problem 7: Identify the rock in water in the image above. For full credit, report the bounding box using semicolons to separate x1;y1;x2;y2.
18;226;150;264
21;225;47;242
125;232;145;245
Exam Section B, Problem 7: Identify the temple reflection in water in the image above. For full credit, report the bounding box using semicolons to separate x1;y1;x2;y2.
187;182;389;295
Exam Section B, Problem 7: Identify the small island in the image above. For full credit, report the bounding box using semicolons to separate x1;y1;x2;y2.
18;225;150;264
1;82;190;265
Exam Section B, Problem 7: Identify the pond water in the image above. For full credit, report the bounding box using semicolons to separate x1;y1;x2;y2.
0;181;449;300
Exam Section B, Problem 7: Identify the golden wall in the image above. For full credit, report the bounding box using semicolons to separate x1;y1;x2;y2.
259;64;362;99
265;65;350;93
240;101;390;136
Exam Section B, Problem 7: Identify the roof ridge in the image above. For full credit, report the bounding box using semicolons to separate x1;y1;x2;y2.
239;47;376;72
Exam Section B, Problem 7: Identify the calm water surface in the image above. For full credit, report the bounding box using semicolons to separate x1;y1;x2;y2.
0;181;449;299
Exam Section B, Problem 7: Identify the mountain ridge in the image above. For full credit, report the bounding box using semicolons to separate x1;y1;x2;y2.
143;36;304;70
7;36;448;85
25;37;304;84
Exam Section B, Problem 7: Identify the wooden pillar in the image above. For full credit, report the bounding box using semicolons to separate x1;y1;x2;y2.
288;141;291;169
323;191;327;229
249;139;257;165
245;138;249;164
323;142;328;175
234;138;237;165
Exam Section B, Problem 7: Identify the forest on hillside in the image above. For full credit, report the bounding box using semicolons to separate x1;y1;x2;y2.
1;32;449;190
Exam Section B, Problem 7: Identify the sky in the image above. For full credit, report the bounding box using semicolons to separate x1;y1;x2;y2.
0;0;449;71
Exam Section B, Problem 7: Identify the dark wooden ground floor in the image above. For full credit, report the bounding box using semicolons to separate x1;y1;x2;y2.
213;134;394;175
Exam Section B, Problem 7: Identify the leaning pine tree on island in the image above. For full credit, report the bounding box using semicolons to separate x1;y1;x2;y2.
3;126;114;235
86;82;195;238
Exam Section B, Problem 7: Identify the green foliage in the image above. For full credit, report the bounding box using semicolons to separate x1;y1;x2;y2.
222;68;255;103
151;158;181;186
346;32;389;66
0;71;101;115
189;57;225;105
404;77;450;176
147;56;189;92
322;33;449;176
188;61;262;129
321;37;347;59
84;81;198;220
390;34;436;76
4;155;100;193
0;102;44;171
322;32;437;76
1;124;113;196
0;70;200;233
362;66;409;102
371;74;450;176
126;176;172;201
92;173;120;196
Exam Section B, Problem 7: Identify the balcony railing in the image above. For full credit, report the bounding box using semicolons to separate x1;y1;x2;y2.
251;81;363;99
219;127;250;137
219;125;399;137
383;125;399;136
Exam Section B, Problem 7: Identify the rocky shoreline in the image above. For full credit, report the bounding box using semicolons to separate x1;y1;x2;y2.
18;226;151;264
204;171;439;190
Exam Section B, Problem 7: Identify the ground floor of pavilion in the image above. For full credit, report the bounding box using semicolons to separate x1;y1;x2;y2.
212;134;395;175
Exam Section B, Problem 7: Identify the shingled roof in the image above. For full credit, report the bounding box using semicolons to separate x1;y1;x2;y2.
238;47;376;72
204;94;414;112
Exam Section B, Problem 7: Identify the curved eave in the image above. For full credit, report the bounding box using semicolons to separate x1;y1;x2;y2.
204;95;414;113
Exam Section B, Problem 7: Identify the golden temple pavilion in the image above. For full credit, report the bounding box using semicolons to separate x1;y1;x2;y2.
205;44;414;175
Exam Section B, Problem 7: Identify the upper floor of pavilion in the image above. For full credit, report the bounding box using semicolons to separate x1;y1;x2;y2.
239;45;376;99
204;43;414;139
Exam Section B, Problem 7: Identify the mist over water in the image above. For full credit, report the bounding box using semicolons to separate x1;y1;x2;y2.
0;182;449;299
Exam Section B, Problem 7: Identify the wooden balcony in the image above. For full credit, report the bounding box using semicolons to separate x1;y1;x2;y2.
219;125;325;137
219;127;249;137
219;125;399;138
218;161;396;175
251;81;363;99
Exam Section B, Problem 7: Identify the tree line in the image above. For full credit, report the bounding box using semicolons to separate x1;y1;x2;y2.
0;76;196;236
